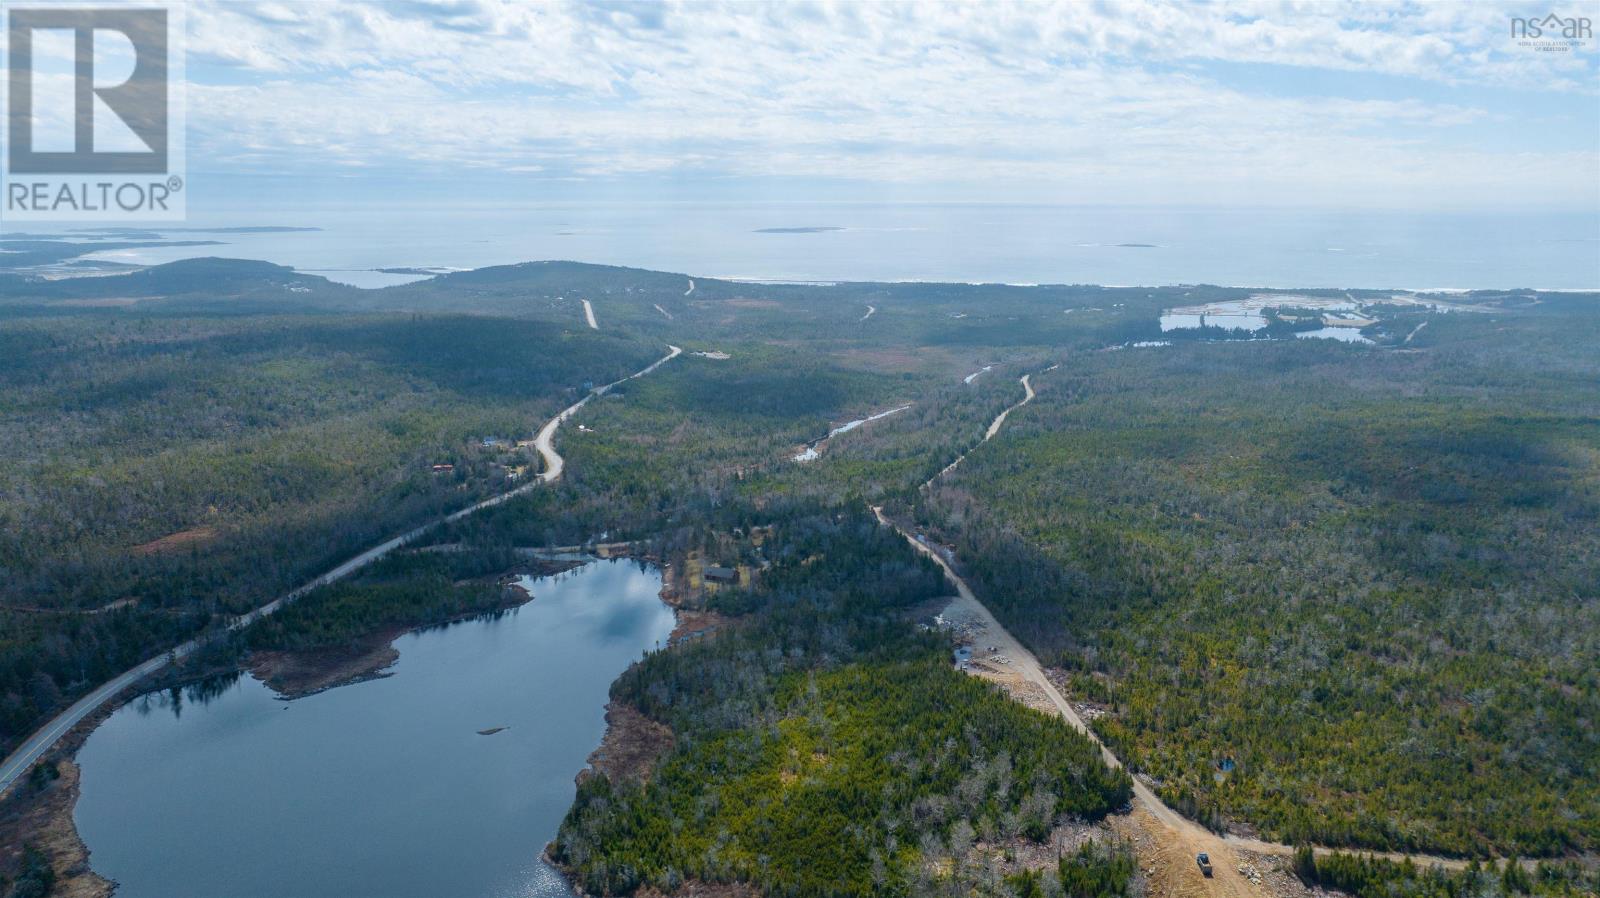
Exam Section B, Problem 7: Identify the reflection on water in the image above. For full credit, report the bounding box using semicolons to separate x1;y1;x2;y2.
1159;294;1389;344
1158;295;1357;333
1295;326;1373;344
132;671;245;721
1158;310;1269;331
75;559;673;898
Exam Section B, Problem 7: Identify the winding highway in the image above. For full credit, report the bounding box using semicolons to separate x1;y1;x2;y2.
0;344;682;798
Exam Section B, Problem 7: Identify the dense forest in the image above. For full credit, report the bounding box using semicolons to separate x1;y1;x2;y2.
554;511;1133;897
916;301;1600;857
240;547;523;654
2;254;1596;897
0;302;660;755
440;342;1028;552
1292;846;1599;898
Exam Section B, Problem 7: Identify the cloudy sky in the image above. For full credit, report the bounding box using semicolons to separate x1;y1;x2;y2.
164;1;1600;210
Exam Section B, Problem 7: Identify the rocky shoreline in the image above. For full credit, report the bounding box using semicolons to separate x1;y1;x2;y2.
576;702;675;787
246;627;406;699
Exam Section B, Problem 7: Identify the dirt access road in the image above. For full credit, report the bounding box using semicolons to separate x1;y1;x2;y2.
922;373;1033;489
896;366;1485;896
876;506;1263;898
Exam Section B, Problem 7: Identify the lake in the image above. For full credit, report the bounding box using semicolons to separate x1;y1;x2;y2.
73;559;675;898
27;202;1599;290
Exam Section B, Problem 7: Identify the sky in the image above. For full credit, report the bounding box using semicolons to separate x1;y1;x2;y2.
17;1;1600;212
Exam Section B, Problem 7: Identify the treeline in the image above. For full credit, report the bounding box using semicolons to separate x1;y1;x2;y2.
1292;846;1599;898
553;510;1132;897
13;260;1591;883
0;607;200;745
241;548;521;654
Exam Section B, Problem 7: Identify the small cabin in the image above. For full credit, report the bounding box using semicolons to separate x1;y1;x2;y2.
430;463;455;474
703;565;738;584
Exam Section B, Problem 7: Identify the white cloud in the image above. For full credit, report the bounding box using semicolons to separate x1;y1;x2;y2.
179;0;1600;207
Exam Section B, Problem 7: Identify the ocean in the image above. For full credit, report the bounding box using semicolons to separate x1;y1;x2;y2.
32;202;1600;290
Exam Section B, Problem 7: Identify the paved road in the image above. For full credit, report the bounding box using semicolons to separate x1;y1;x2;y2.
0;344;681;798
522;345;680;485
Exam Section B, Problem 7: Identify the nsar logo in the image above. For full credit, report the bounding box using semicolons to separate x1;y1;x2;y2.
1510;12;1594;51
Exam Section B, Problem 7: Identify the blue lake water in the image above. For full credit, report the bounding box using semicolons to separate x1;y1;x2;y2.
73;559;674;898
23;202;1599;290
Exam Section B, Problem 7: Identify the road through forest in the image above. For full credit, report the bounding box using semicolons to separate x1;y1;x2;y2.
3;339;1500;889
897;369;1482;897
922;373;1032;489
0;344;682;797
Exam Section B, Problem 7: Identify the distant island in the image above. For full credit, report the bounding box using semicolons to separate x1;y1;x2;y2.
0;238;225;271
1114;243;1158;248
754;226;846;234
0;226;321;274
